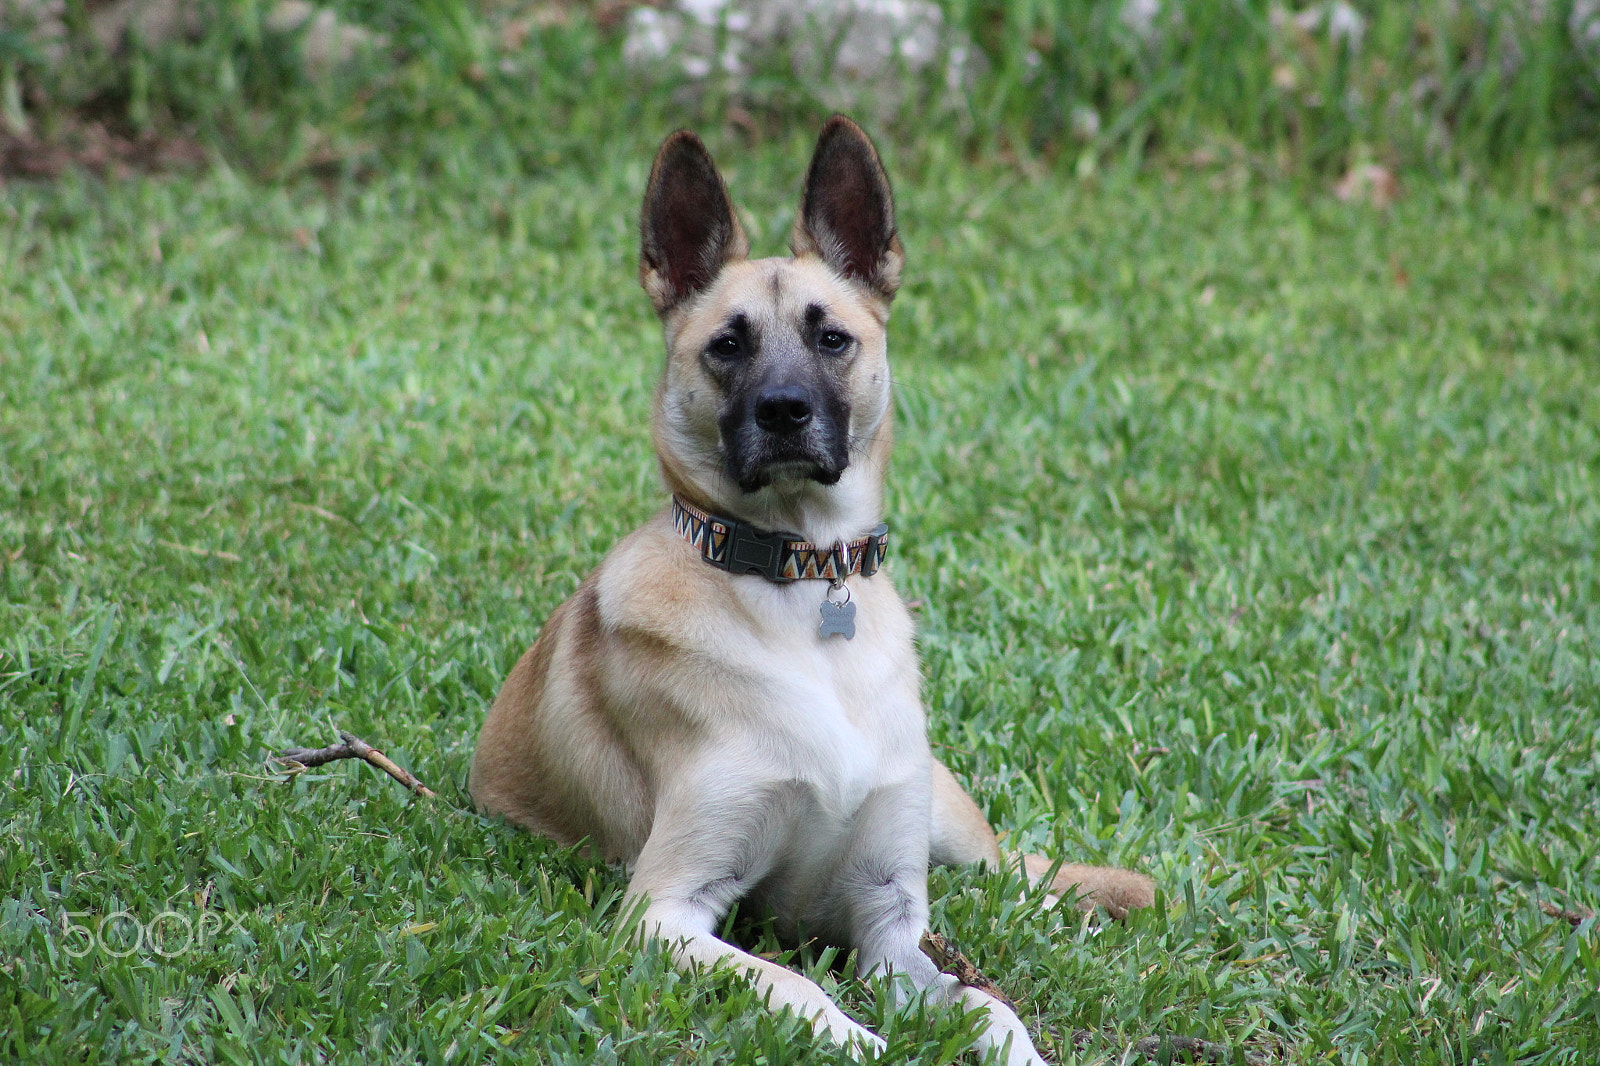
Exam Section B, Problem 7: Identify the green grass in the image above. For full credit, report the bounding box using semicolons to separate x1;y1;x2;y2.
3;140;1600;1064
5;1;1598;181
946;0;1600;174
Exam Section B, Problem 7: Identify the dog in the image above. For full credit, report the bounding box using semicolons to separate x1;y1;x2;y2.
469;116;1154;1064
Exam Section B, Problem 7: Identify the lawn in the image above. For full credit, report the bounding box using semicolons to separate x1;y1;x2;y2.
3;137;1599;1064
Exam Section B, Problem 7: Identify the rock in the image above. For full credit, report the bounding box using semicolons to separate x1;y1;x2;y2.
1291;1;1366;50
265;0;387;76
88;0;205;54
1;0;68;66
1334;163;1399;208
624;0;978;121
75;0;382;78
1574;0;1600;86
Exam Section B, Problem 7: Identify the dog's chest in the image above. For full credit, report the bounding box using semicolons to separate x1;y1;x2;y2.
764;648;901;806
598;541;929;871
727;579;926;812
738;577;918;721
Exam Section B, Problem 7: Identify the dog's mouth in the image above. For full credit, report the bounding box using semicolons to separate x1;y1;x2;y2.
732;457;845;493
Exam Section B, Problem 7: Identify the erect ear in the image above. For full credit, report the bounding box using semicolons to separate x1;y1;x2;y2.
640;131;749;316
789;116;903;302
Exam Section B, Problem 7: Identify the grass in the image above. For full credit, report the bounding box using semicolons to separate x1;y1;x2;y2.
3;135;1600;1064
4;1;1598;182
947;0;1600;174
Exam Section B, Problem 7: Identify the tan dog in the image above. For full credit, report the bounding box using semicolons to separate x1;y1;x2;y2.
470;117;1153;1064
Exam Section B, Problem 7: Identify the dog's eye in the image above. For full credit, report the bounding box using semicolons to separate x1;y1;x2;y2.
710;335;742;358
818;330;850;352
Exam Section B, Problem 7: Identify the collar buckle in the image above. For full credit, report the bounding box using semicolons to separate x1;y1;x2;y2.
724;522;798;582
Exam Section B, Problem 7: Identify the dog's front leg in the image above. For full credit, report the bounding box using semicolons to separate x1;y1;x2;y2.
626;778;886;1058
864;941;1046;1066
842;785;1049;1066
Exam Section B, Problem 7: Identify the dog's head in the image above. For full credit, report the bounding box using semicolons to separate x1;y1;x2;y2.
640;117;903;543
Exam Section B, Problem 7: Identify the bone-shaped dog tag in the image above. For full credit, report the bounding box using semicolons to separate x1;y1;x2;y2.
819;598;856;640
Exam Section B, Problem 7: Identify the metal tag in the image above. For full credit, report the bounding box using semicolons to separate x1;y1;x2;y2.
818;598;856;640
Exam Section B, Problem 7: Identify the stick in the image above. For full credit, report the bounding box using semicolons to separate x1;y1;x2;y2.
1069;1030;1277;1065
919;930;1019;1011
1129;1034;1248;1063
275;730;437;798
1538;899;1596;927
918;934;1283;1065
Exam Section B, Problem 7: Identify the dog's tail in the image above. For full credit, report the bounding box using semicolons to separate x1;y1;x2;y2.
1016;853;1156;919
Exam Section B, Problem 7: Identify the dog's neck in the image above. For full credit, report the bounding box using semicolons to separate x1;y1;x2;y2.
662;455;886;548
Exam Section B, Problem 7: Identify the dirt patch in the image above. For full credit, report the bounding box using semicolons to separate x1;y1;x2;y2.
0;118;207;182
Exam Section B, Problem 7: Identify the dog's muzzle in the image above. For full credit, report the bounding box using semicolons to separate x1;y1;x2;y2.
723;382;850;492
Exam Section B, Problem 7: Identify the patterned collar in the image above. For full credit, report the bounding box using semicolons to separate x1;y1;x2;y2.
671;496;889;584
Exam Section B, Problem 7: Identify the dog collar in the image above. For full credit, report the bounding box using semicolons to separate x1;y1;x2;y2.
671;496;889;584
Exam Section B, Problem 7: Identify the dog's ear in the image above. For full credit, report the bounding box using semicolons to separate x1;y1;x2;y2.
790;116;903;302
640;131;749;316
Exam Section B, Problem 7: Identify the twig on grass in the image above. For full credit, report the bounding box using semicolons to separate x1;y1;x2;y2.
156;538;243;562
1127;1033;1261;1064
920;933;1283;1065
1538;899;1596;927
919;930;1018;1011
1066;1029;1281;1065
275;730;437;798
1131;744;1171;770
289;500;356;525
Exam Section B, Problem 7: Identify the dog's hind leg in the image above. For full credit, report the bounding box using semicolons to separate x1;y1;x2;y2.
928;758;1004;867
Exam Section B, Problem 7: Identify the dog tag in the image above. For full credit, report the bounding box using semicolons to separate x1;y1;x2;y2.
819;598;856;640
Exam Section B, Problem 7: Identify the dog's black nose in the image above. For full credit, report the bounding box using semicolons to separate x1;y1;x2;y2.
754;387;814;434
